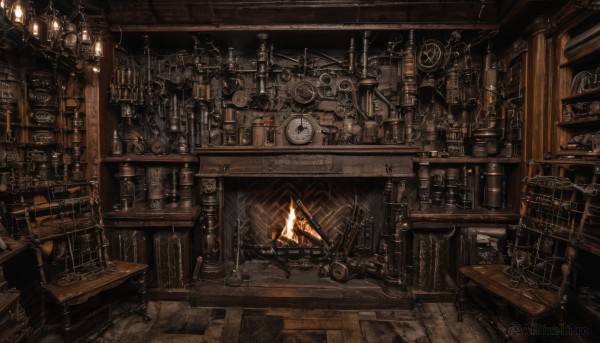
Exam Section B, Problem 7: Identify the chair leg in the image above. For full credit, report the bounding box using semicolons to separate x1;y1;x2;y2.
138;270;150;323
455;272;467;322
61;303;72;343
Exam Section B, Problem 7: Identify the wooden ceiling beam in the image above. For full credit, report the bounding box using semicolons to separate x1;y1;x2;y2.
109;22;499;33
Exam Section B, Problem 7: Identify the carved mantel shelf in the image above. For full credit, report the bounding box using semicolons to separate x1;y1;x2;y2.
195;146;419;178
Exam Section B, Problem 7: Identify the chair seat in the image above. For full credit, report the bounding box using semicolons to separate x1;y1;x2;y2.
43;261;148;306
459;264;559;319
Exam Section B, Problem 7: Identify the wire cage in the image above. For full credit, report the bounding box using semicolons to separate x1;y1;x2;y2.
510;176;584;291
580;183;600;243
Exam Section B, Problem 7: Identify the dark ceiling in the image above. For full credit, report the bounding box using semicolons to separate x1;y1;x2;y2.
57;0;569;51
96;0;503;31
55;0;571;33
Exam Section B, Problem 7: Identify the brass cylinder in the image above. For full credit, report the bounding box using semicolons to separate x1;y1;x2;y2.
484;162;503;210
179;163;194;186
147;166;166;210
119;163;136;177
472;139;487;157
252;118;265;147
417;163;430;208
224;107;236;122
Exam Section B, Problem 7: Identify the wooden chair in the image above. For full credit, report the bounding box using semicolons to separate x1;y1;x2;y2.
19;182;149;342
456;162;586;327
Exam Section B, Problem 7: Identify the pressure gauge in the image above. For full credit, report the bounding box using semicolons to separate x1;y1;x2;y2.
285;116;314;145
330;261;350;282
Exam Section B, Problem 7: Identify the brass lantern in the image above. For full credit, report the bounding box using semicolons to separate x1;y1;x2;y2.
9;0;27;25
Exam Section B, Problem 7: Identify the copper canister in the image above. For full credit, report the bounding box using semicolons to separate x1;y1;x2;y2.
147;166;166;210
119;163;136;178
484;162;503;209
417;163;430;209
252;118;265;147
179;163;194;208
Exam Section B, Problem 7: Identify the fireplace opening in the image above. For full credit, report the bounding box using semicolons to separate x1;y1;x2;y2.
218;177;413;288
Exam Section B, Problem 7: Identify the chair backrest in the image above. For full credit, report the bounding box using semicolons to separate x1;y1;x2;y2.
510;175;583;296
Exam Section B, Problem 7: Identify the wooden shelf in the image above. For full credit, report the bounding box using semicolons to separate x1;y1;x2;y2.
534;159;600;167
412;157;522;164
561;35;600;67
410;208;519;224
103;207;201;228
102;154;198;163
195;145;421;155
555;150;600;159
561;87;600;103
0;181;90;198
0;122;55;130
558;115;600;127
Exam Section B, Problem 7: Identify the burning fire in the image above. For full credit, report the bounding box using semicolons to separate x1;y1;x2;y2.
278;199;322;245
280;199;298;242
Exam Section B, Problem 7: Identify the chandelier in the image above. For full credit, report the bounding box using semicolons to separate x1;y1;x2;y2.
0;0;104;72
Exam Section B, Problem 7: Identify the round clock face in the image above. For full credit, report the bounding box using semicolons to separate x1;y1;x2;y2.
285;116;314;145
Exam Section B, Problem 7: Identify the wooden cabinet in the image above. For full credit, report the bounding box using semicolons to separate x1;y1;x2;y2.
553;12;600;171
100;157;200;288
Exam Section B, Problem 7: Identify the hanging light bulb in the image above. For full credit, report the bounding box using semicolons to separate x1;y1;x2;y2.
93;38;103;58
43;1;62;42
79;20;91;45
28;17;47;40
10;0;26;25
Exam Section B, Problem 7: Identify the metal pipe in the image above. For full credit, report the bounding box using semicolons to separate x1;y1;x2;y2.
348;37;355;74
256;33;269;94
362;31;370;78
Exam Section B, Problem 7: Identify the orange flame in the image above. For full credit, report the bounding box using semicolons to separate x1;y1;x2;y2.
280;199;299;243
278;199;323;246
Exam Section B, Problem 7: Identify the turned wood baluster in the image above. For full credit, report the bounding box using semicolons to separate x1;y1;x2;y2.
455;272;467;322
139;270;150;323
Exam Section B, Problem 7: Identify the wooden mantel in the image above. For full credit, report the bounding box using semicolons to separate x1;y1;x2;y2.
195;146;419;178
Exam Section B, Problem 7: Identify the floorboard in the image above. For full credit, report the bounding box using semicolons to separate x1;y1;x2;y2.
38;299;498;343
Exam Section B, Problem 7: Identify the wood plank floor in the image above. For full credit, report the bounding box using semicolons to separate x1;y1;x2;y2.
44;300;498;343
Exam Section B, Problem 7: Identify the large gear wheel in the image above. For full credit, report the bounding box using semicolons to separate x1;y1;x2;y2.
417;39;445;73
291;81;318;104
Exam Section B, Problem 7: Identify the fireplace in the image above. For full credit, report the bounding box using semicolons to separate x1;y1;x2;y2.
194;147;418;299
221;177;387;282
223;177;383;256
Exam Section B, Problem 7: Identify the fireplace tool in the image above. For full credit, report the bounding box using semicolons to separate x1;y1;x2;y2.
295;199;333;247
226;219;243;286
